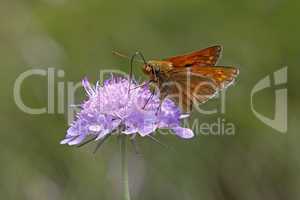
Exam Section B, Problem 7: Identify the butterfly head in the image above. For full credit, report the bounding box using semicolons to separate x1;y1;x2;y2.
142;60;161;76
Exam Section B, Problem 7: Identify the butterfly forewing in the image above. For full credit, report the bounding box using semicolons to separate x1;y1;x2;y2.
164;45;222;67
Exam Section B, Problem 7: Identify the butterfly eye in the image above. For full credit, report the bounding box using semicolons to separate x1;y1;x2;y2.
144;65;151;72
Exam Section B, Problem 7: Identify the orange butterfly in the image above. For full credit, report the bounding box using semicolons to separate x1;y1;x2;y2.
115;45;239;113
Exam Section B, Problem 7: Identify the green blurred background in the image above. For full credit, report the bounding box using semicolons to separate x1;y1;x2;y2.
1;0;299;199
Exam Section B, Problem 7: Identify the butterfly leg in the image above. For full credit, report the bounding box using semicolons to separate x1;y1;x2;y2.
155;97;165;115
155;92;168;115
142;89;155;109
130;80;153;91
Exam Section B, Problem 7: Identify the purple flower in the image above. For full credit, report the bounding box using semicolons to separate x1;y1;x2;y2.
60;76;194;146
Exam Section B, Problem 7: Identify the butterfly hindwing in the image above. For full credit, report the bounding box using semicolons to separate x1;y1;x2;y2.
158;66;238;112
159;69;218;112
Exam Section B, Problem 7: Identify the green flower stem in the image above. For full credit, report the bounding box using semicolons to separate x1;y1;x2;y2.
120;135;131;200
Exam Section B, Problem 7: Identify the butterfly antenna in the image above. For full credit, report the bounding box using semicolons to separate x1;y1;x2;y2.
112;50;145;64
135;51;147;65
112;50;130;59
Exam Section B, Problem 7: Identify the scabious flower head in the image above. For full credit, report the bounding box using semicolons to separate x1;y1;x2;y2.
60;75;194;145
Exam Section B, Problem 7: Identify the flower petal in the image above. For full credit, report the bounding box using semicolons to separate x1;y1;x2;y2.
180;113;190;119
60;136;75;145
88;124;103;132
82;77;95;96
68;134;87;145
172;127;194;139
138;124;157;136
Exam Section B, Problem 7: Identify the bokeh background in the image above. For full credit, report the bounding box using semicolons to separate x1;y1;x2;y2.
1;0;299;199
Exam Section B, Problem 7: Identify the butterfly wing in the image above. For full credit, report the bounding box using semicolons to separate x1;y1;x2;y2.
158;66;238;112
164;45;222;67
188;66;239;88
